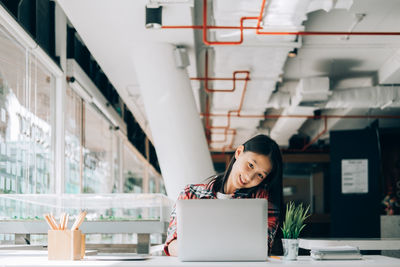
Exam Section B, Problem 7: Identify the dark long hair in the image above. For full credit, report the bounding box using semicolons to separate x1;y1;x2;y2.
209;134;283;199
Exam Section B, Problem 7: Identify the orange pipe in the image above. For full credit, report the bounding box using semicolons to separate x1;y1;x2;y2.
194;48;251;147
205;95;236;144
190;50;250;93
161;0;400;46
300;116;328;152
207;71;250;150
200;113;400;120
202;0;258;45
204;96;226;144
203;113;400;151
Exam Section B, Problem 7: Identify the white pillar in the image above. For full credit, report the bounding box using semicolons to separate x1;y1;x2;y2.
133;43;215;200
54;3;67;194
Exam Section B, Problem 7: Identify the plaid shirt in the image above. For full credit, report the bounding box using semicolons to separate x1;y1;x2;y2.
163;180;280;256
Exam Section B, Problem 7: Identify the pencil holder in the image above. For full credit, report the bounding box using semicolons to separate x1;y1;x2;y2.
80;233;86;259
48;230;82;260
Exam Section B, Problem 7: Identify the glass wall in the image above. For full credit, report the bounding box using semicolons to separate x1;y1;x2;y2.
63;93;163;195
0;19;166;244
0;25;26;195
65;86;82;193
111;133;121;193
27;55;54;194
65;96;123;194
82;104;113;193
123;140;144;193
0;25;53;195
0;24;165;198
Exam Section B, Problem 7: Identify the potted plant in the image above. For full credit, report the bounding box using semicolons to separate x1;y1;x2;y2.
281;201;310;260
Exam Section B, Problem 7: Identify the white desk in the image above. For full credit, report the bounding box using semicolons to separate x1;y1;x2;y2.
0;254;399;267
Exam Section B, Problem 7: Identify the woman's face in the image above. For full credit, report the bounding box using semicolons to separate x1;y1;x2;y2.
226;145;273;193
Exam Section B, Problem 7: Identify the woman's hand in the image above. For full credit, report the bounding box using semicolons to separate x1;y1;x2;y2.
167;240;178;256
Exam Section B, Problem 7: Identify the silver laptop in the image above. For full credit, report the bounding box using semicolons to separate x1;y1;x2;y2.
177;199;268;261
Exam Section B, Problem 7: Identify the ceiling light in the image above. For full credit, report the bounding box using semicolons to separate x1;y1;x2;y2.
145;5;162;29
288;48;298;58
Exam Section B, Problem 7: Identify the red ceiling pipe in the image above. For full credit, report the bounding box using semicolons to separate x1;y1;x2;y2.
200;113;400;120
204;96;229;144
205;95;236;144
255;0;400;36
190;50;250;93
202;0;258;45
162;25;260;30
203;70;250;146
161;0;400;46
206;72;250;149
300;115;328;152
194;49;251;146
203;112;400;151
206;72;250;132
210;129;237;152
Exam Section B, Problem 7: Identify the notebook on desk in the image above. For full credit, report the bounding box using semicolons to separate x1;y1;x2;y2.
176;199;268;262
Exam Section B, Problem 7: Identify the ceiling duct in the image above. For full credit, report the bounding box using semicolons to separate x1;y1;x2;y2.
307;0;353;13
379;48;400;84
270;106;316;147
291;77;330;107
325;86;400;109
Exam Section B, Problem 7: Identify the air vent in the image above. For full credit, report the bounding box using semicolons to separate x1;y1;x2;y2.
291;77;330;107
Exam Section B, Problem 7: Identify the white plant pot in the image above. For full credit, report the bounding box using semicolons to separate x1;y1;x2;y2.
282;238;299;260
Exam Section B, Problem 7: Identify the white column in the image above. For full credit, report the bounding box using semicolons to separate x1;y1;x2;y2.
133;43;215;200
53;3;67;194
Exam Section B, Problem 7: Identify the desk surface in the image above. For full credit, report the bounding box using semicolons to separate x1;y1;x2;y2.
0;254;399;267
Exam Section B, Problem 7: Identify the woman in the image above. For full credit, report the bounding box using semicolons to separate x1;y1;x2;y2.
164;134;283;256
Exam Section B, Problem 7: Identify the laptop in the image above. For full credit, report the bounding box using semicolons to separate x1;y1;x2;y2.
176;199;268;261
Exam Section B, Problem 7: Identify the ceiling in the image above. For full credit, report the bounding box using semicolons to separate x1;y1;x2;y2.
56;0;400;152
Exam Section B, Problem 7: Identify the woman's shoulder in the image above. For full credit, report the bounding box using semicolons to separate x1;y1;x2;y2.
179;183;215;199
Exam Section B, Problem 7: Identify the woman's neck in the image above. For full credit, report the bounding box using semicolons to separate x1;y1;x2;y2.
224;175;236;194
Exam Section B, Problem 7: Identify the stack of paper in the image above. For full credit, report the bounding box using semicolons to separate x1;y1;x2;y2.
310;246;362;260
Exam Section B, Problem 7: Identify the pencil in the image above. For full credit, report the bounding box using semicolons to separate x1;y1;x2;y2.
44;214;57;230
71;211;87;231
49;213;60;230
59;213;66;230
64;214;69;230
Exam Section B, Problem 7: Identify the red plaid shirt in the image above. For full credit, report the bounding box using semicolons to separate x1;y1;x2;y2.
163;180;280;256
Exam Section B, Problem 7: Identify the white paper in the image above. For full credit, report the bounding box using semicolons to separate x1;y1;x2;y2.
342;159;368;194
0;176;4;189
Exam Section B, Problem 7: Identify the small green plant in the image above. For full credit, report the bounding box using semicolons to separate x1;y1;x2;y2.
281;201;310;239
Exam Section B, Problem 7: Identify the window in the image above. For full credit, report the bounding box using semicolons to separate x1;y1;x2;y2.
65;86;82;193
0;25;26;194
123;141;143;193
0;25;54;194
82;104;113;193
27;54;54;194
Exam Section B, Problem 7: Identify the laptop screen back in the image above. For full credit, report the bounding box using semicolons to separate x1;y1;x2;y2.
177;199;268;261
